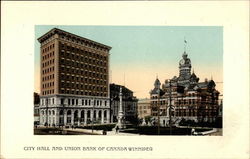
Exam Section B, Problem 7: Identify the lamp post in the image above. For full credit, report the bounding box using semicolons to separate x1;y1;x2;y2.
110;97;114;123
46;98;48;128
92;98;94;134
169;80;172;135
61;99;65;130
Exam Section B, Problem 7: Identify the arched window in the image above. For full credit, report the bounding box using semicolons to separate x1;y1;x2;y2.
104;110;107;118
59;110;63;115
98;111;101;119
93;110;96;119
67;110;71;115
74;110;78;123
81;110;84;122
67;110;71;123
87;110;91;118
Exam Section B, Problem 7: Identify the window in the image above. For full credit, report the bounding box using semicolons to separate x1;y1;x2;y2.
61;99;64;105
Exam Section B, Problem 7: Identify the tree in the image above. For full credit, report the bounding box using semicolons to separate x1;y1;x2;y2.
144;115;153;125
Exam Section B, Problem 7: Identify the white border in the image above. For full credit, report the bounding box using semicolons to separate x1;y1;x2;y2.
1;1;249;159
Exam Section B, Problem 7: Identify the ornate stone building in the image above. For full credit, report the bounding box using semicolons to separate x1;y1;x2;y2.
150;51;220;126
110;83;138;124
38;28;111;126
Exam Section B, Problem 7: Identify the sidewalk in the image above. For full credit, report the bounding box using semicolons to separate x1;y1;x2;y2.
65;128;140;136
64;128;102;135
206;128;222;136
107;130;140;136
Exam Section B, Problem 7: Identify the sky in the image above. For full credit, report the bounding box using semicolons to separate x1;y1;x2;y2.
34;25;223;98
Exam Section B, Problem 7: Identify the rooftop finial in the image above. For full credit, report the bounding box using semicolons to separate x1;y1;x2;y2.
184;37;187;52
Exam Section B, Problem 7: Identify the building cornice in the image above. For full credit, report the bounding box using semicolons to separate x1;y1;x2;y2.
37;28;112;51
40;94;109;99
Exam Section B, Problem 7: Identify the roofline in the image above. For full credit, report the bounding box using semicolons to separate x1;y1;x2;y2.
37;28;112;50
110;83;133;93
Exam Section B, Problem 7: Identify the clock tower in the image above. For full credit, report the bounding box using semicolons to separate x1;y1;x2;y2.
179;51;191;77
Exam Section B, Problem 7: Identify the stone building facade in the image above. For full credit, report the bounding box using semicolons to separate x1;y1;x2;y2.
138;98;151;119
150;51;220;126
38;28;111;126
34;92;40;125
110;83;138;124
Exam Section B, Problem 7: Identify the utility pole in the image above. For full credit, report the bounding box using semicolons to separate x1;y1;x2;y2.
110;98;113;123
157;89;160;135
61;99;65;130
169;80;172;135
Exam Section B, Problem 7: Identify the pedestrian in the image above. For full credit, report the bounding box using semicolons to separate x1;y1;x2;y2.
71;125;74;130
116;126;119;134
191;128;195;135
102;130;107;135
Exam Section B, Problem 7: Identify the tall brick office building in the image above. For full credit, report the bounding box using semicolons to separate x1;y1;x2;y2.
38;28;111;126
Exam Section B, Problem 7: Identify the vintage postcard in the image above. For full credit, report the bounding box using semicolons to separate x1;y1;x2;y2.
1;1;249;159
